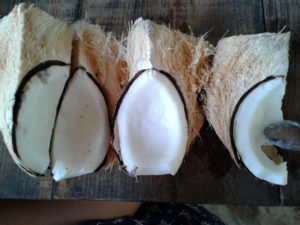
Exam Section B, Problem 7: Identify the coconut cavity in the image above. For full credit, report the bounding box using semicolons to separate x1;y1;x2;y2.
13;63;110;180
232;76;287;185
114;69;188;175
51;68;110;181
16;56;113;181
14;63;69;174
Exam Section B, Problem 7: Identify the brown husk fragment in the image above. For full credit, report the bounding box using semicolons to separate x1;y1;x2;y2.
205;32;290;164
261;145;283;165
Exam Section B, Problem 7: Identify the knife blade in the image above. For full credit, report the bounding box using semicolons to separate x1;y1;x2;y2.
264;120;300;151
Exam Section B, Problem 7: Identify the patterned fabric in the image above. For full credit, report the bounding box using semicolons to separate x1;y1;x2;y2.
79;203;225;225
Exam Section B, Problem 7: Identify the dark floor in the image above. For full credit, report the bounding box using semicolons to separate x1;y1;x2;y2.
204;205;300;225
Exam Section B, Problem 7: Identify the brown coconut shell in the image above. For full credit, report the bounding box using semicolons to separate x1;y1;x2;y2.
73;22;129;169
205;32;290;165
0;4;73;176
117;18;212;156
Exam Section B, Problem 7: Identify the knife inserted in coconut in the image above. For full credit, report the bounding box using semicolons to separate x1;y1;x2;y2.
264;120;300;151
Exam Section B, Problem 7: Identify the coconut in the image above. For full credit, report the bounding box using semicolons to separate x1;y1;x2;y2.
0;4;73;175
113;18;212;175
51;68;110;181
232;76;287;184
14;62;70;175
0;5;112;180
114;69;188;175
205;33;290;185
73;22;128;168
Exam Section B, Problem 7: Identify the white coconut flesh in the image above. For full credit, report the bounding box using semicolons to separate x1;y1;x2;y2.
116;69;188;176
15;65;69;174
51;68;110;181
232;76;287;185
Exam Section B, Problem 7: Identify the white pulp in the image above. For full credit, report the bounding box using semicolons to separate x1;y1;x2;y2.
233;77;287;185
16;65;69;174
51;69;110;181
117;70;188;176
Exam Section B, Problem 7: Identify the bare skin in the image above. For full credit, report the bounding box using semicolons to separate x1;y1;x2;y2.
0;200;141;225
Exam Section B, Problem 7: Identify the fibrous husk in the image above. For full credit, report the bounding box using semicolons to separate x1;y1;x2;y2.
124;18;212;152
205;32;290;164
0;4;73;175
73;21;128;168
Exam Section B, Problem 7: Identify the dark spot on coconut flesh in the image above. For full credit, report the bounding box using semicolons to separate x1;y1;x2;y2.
22;85;29;93
22;127;28;134
36;70;50;85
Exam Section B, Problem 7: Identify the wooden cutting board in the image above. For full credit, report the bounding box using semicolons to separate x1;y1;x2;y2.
0;0;299;206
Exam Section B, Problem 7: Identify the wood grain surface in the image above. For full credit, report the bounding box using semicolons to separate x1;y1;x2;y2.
0;0;298;205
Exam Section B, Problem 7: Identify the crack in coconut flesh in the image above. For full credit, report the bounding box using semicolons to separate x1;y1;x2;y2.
14;63;69;174
206;33;290;185
113;18;211;175
51;68;110;181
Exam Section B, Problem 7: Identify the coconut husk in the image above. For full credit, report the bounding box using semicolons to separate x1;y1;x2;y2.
205;32;290;165
124;18;212;153
0;4;73;176
73;22;128;169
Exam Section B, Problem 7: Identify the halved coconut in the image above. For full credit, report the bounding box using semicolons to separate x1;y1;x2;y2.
51;68;110;181
13;62;70;174
232;76;287;185
205;33;290;185
114;69;188;175
73;22;128;168
0;4;73;175
113;18;211;175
